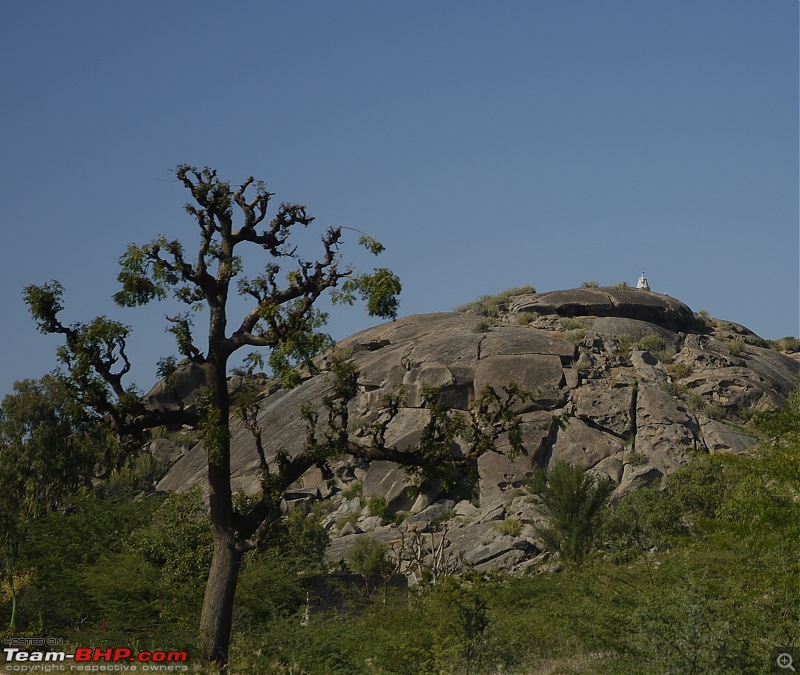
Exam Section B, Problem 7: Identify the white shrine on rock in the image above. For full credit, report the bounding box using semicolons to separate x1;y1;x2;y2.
637;272;650;291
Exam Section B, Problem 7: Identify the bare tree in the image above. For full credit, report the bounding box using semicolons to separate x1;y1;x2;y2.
24;166;534;670
24;166;400;669
388;523;462;587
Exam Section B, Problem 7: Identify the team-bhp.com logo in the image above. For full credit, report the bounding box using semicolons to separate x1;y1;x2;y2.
3;647;188;672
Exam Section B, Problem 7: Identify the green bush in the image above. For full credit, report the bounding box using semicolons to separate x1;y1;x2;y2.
234;552;311;631
128;485;212;584
365;495;392;523
581;280;600;288
526;462;612;562
693;309;716;330
661;380;688;399
661;382;728;420
636;335;667;353
347;537;391;596
635;335;673;364
750;379;800;438
262;506;330;567
724;336;746;355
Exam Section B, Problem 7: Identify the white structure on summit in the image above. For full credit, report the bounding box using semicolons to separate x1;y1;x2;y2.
637;272;650;290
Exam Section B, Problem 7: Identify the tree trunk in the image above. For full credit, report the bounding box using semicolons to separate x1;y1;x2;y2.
198;530;243;670
9;593;18;631
6;570;18;631
197;358;240;671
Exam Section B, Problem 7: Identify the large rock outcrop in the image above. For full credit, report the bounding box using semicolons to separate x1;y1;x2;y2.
155;287;800;573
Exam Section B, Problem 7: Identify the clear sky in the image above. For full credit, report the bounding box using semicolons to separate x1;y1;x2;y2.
1;1;797;398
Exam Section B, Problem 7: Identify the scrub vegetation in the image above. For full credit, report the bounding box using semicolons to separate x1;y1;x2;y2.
1;380;799;674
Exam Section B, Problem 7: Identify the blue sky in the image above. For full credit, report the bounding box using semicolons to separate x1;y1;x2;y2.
1;1;797;398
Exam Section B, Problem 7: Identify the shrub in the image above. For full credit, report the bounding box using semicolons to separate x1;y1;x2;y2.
635;335;672;364
472;318;495;333
693;309;716;330
365;496;392;523
430;509;456;528
743;334;767;348
262;506;330;567
336;511;361;531
668;362;692;379
573;353;592;372
769;336;800;353
724;337;745;356
704;403;727;420
750;379;800;438
565;329;587;344
517;312;535;326
342;481;363;500
636;335;667;353
503;284;537;297
559;318;587;331
661;381;688;399
612;281;632;290
625;450;648;466
581;280;600;288
455;285;536;317
128;485;212;584
526;462;612;562
668;386;728;421
497;518;523;537
347;537;390;596
614;333;636;362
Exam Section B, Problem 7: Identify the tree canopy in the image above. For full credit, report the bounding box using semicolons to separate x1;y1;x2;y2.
22;165;405;668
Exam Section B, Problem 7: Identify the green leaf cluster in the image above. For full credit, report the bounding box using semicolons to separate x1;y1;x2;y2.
127;485;212;584
334;268;402;320
527;461;613;562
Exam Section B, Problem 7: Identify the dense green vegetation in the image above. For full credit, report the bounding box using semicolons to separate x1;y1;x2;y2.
2;383;799;673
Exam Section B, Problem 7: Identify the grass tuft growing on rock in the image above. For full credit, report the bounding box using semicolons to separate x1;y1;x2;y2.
497;518;523;537
517;312;535;326
768;336;800;353
724;337;746;356
455;285;536;317
564;329;587;344
559;318;588;331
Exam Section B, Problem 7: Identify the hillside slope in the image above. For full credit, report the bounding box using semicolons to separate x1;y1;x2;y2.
154;287;800;572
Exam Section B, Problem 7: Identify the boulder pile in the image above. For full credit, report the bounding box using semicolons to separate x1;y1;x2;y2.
155;287;800;573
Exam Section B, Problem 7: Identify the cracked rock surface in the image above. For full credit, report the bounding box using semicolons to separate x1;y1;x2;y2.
155;287;800;573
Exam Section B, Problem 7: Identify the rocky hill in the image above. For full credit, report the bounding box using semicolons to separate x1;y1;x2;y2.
152;286;800;573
